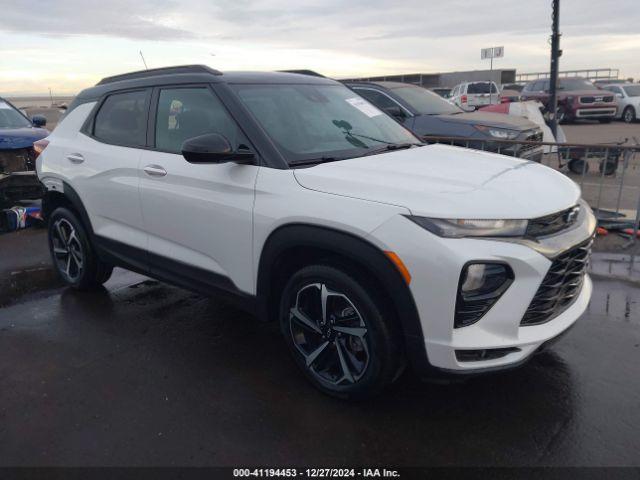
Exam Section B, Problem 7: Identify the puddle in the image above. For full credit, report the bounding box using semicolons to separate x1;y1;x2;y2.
0;267;65;307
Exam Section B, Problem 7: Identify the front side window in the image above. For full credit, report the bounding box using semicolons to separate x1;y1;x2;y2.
623;85;640;97
0;100;32;129
94;90;148;147
154;87;246;154
234;83;420;165
354;88;401;112
391;85;461;115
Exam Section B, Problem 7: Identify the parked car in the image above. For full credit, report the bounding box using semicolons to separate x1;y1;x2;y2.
0;97;48;207
37;65;595;399
449;81;500;110
520;77;617;123
429;87;451;98
502;84;524;93
500;89;521;103
601;83;640;123
346;81;543;161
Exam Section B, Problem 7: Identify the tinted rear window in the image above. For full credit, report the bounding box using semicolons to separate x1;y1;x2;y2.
467;83;497;94
94;90;148;147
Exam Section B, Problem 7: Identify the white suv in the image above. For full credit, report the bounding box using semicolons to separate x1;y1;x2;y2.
36;66;595;399
450;81;501;111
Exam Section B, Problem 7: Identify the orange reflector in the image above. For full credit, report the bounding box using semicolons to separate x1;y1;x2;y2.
384;251;411;285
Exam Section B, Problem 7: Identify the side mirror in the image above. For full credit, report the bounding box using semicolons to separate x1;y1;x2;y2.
181;133;255;164
32;115;47;128
616;93;624;99
383;105;406;120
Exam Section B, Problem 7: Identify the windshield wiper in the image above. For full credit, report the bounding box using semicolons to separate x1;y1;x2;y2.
360;143;419;157
289;156;348;167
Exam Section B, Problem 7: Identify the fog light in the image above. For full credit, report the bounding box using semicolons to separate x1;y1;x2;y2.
455;263;513;328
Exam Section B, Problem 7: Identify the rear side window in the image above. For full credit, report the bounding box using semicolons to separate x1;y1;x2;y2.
93;90;149;147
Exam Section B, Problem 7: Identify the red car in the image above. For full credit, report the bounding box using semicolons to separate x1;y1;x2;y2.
520;77;617;123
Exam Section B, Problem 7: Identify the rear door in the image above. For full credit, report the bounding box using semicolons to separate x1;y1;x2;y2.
139;85;258;294
72;89;150;256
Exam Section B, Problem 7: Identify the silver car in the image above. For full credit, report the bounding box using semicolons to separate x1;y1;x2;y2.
602;83;640;123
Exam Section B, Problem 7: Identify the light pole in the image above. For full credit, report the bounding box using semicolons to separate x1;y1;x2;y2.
549;0;561;137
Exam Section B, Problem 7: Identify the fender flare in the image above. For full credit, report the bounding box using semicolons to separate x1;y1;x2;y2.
42;182;94;236
256;223;431;373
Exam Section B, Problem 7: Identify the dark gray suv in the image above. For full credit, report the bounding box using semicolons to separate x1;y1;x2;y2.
346;81;543;162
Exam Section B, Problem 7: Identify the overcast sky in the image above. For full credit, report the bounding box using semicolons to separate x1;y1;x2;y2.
1;0;639;96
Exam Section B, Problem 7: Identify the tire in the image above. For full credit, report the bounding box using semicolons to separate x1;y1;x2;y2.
568;159;589;175
622;106;636;124
599;157;619;176
279;264;402;400
48;207;113;290
557;106;568;124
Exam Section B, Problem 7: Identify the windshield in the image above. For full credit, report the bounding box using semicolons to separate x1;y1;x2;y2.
0;101;32;129
392;86;460;115
467;82;498;94
623;85;640;97
234;84;420;164
558;78;596;90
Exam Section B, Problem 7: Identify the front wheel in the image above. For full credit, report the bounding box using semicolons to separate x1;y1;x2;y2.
622;106;636;123
48;207;113;290
279;265;402;399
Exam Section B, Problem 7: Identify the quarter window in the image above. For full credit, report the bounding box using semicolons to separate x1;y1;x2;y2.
154;87;245;154
93;90;149;147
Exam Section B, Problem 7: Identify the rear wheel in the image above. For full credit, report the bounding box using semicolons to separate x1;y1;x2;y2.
622;106;636;123
48;207;113;290
279;265;402;399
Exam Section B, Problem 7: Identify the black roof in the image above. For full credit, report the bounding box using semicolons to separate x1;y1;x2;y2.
75;65;338;102
343;80;420;90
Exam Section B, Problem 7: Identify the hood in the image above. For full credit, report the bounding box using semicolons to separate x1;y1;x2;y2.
294;144;580;219
435;111;537;131
0;127;49;149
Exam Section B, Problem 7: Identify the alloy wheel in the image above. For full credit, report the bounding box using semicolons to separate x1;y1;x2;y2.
51;218;84;282
289;283;370;386
624;108;635;123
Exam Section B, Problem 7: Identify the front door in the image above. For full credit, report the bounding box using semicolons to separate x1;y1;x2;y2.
139;86;258;294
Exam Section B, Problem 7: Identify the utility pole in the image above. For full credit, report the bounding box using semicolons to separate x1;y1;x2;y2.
549;0;561;137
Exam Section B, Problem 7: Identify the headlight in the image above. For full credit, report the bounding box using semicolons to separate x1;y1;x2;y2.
474;125;519;140
406;216;528;238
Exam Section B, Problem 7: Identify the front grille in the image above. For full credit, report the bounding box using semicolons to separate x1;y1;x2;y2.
526;206;580;238
516;131;543;157
580;95;614;104
521;236;593;326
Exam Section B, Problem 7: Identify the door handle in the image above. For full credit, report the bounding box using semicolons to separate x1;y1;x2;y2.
143;165;167;177
66;153;84;164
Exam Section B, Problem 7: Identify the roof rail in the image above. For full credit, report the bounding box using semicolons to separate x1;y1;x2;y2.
278;69;326;78
96;65;222;86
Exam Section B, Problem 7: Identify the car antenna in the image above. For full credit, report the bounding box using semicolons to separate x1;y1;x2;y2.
139;50;149;70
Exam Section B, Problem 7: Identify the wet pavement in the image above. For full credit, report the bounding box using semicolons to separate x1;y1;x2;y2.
0;234;639;467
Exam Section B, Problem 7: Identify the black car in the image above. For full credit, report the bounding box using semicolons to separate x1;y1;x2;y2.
345;81;543;161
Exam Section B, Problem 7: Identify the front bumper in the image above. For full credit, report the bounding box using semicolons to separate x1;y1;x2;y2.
575;107;617;119
369;205;595;374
